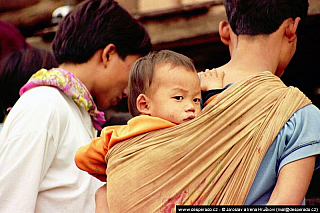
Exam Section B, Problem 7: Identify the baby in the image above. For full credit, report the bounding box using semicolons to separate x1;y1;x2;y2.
75;50;224;181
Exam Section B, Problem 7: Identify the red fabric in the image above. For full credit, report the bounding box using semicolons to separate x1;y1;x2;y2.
0;20;30;61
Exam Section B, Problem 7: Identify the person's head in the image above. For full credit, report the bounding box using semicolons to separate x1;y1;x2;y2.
223;0;309;36
220;0;309;77
0;20;30;62
0;48;58;122
52;0;152;110
128;50;201;124
52;0;152;64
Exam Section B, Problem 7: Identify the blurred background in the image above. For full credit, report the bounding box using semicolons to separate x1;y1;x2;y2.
1;0;320;204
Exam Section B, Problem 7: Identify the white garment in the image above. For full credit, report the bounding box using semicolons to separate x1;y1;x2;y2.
0;86;103;213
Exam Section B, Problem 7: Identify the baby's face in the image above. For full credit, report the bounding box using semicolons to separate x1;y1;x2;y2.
147;64;201;124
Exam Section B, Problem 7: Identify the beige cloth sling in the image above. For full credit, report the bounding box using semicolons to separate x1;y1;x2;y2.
106;72;311;212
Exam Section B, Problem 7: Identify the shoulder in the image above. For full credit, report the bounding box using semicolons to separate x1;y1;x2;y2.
2;87;80;139
274;104;320;171
16;86;81;120
291;104;320;119
19;86;73;107
283;104;320;142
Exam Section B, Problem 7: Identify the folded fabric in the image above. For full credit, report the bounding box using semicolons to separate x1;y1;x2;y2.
105;72;310;212
75;72;311;212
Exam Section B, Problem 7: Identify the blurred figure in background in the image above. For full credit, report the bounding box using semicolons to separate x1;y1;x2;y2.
0;20;30;62
0;48;58;132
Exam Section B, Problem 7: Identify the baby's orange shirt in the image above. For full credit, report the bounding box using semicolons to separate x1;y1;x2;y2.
75;115;175;181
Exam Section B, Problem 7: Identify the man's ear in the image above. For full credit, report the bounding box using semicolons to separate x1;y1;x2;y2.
286;17;301;43
219;21;231;46
136;94;151;115
101;44;116;66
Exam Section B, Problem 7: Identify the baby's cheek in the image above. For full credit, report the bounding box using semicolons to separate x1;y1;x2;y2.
195;107;201;116
167;113;180;124
168;113;177;120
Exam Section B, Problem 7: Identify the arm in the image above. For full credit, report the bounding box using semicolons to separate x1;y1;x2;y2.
0;131;56;212
0;89;63;212
75;136;108;182
267;105;320;205
268;156;316;205
198;69;224;92
199;69;225;107
95;184;110;213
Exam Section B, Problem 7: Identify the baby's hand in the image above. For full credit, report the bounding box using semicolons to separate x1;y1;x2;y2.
199;69;225;91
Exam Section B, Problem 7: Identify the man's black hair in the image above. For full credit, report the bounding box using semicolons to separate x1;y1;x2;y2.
52;0;152;64
224;0;309;35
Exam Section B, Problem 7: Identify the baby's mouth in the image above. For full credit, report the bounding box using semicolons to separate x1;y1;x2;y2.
183;115;195;122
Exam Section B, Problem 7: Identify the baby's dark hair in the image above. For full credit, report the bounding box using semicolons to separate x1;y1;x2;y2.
128;50;196;117
224;0;309;35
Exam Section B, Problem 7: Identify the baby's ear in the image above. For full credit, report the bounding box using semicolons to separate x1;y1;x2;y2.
136;94;151;115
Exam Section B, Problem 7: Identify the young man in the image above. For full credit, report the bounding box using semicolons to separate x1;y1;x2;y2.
216;0;320;205
0;0;152;212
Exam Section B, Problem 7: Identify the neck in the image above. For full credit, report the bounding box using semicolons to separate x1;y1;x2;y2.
58;60;98;94
219;33;283;86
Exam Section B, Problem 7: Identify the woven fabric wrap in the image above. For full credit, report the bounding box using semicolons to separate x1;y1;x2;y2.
106;72;311;212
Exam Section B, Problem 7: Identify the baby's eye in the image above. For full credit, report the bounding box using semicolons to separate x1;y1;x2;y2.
193;98;201;103
173;96;183;101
